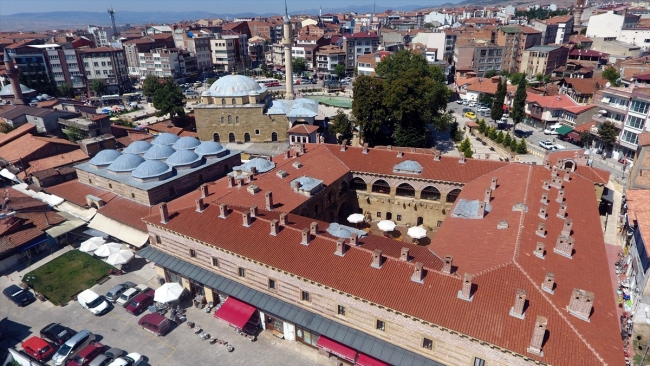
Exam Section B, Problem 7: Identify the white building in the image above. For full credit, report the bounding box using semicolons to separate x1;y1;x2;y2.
210;36;237;72
88;25;131;47
79;46;129;94
585;11;640;39
618;29;650;48
410;32;446;61
424;11;454;25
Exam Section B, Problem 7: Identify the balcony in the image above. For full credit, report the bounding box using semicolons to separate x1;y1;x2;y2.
592;113;624;129
596;99;628;112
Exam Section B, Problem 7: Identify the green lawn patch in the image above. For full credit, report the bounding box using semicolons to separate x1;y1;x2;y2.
25;251;115;305
305;96;353;109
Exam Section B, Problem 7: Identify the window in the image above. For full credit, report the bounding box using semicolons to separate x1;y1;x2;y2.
301;290;310;302
337;305;346;316
189;249;196;257
473;357;486;366
376;319;385;331
421;186;441;201
350;177;367;191
622;130;639;145
221;98;225;105
396;183;415;197
155;235;161;244
108;183;113;189
377;212;382;218
372;179;390;194
255;129;260;135
423;338;433;350
631;100;649;114
626;115;645;130
231;98;236;104
88;178;92;184
94;62;99;67
437;220;443;227
221;117;224;123
228;115;232;124
238;267;246;277
131;193;135;198
229;133;236;143
236;116;239;123
447;189;461;203
211;257;219;267
268;279;276;289
396;215;402;221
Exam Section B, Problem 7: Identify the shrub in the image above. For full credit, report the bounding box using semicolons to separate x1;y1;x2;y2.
503;132;512;147
510;137;518;152
496;130;504;144
517;137;528;154
488;127;497;140
464;149;473;158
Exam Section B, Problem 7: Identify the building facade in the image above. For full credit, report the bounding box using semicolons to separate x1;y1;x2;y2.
520;46;569;77
79;47;129;95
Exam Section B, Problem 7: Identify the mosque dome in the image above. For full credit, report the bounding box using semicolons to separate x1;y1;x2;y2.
132;160;171;179
194;141;224;156
172;136;201;150
122;141;153;155
107;153;145;172
143;144;176;160
0;83;36;96
151;133;180;146
166;150;202;167
236;157;275;173
89;149;122;166
207;75;267;97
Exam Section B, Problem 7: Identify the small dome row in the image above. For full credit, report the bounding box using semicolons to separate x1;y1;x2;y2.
90;141;225;167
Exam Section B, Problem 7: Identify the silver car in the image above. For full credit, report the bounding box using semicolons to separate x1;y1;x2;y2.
52;330;95;365
89;347;124;366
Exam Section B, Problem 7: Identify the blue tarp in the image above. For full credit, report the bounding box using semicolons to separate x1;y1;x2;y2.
19;236;47;252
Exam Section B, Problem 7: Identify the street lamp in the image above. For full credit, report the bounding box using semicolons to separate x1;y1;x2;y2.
476;78;483;118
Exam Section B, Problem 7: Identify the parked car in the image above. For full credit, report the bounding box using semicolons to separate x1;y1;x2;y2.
40;323;76;345
125;289;155;315
138;313;173;336
52;330;95;366
468;102;476;107
456;99;464;104
543;123;562;135
116;288;141;307
107;352;143;366
77;289;110;316
21;336;56;361
3;284;35;307
462;108;472;114
68;343;105;366
462;100;469;105
89;348;123;366
105;282;136;303
503;113;510;118
478;106;490;112
184;90;199;96
465;111;477;119
539;140;563;150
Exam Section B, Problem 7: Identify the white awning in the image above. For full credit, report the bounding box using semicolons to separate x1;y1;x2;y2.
88;213;149;248
45;212;86;238
54;202;97;222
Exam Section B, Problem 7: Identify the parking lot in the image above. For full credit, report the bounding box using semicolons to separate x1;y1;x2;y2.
0;254;325;366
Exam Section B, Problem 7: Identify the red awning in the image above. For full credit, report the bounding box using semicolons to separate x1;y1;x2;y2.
356;353;390;366
502;104;508;110
213;297;256;329
567;131;581;141
316;336;357;362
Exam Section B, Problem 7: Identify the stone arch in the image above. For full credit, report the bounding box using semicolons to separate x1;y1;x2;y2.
337;202;351;223
446;188;461;203
213;133;220;142
221;98;225;105
228;133;236;143
371;179;390;194
338;180;348;196
244;133;251;142
396;183;415;197
421;186;441;201
563;159;576;171
350;177;367;191
231;98;236;105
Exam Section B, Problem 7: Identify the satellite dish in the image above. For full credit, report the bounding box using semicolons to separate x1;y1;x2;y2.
605;82;611;88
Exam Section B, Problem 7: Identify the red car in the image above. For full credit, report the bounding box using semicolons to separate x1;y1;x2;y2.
125;289;155;315
138;313;172;336
68;342;105;366
21;336;55;361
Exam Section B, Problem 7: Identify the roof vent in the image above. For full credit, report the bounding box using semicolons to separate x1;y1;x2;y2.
542;272;555;294
557;203;567;218
554;234;574;258
527;315;547;356
362;143;369;154
540;193;549;205
509;289;527;319
542;180;550;190
512;203;528;212
458;273;474;302
442;256;453;274
536;222;546;238
340;140;348;151
459;156;466;164
196;198;205;213
433;150;441;161
556;189;565;203
411;262;424;284
490;176;498;190
497;220;508;229
292;161;303;169
335;238;347;256
159;203;169;224
538;204;547;219
247;185;260;194
276;170;288;178
551;176;563;189
301;227;311;245
534;242;545;259
397;151;404;158
270;219;279;236
371;249;383;269
219;203;228;218
567;288;594;322
400;247;410;261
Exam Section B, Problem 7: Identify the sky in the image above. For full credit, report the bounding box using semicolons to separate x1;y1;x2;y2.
0;0;436;16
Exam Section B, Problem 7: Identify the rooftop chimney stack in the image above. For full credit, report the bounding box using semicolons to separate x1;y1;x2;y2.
442;256;453;274
477;202;486;218
567;288;594;321
542;272;555;294
200;184;208;198
284;150;291;159
556;158;563;168
250;167;257;176
340;140;348;151
301;228;311;245
292;181;301;193
411;262;424;283
280;212;288;225
227;176;234;188
490;177;498;190
371;249;383;268
219;203;228;218
310;222;318;236
458;273;474;301
265;191;273;210
534;242;545;259
542;180;550;191
551;176;563;189
544;159;551;170
434;150;441;161
551;165;559;177
536;222;546;238
557;203;567;218
564;170;571;182
538;204;547;219
561;218;573;236
541;192;549;205
350;233;358;246
250;206;258;218
237;179;243;188
527;315;548;356
459;156;466;164
556;189;565;203
554;235;575;258
400;247;410;261
195;198;205;213
242;211;252;227
159;203;169;224
335;238;347;256
510;288;527;319
270;219;279;236
362;143;369;154
397;151;404;158
484;188;492;203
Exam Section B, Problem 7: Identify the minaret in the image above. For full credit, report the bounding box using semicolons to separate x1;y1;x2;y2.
574;0;585;26
282;1;295;100
3;52;24;105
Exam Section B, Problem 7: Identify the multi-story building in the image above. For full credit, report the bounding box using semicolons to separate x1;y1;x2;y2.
315;45;346;75
455;42;504;77
524;93;581;129
520;45;569;77
271;42;287;68
4;43;53;84
191;34;214;74
138;48;185;79
88;25;131;47
342;32;380;72
586;10;640;39
531;15;574;45
247;37;267;68
122;34;175;79
357;53;379;76
211;36;237;72
495;25;542;74
79;46;129;95
45;47;86;95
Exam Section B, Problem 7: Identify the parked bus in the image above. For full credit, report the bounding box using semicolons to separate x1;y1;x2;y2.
256;78;280;87
100;94;122;105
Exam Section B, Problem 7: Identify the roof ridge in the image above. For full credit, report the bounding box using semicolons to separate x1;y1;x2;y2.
512;165;533;260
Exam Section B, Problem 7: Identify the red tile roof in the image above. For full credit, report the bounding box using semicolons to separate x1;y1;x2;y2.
44;180;116;208
97;196;153;232
526;94;578;109
25;149;89;175
562;105;597;114
639;132;650;147
0;123;37;147
287;124;319;134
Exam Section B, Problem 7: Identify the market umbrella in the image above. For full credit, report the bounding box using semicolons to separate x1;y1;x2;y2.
79;237;105;253
94;243;123;257
377;220;396;232
105;250;134;266
347;213;365;227
407;226;427;239
154;282;185;303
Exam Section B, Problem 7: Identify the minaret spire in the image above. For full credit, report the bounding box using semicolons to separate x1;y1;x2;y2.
282;0;295;99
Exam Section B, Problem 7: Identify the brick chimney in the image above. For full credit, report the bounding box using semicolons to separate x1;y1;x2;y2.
250;206;258;218
310;222;318;236
542;180;550;191
544;159;551;170
265;191;273;210
527;315;548;356
530;242;544;259
280;212;288;225
538;205;547;219
442;256;453;274
159;203;169;224
556;189;565;203
458;273;474;301
477;202;486;218
236;179;243;188
567;288;594;321
371;249;383;268
490;177;498;190
227;176;234;188
459;156;466;164
397;151;404;158
350;233;358;246
556;158;563;168
557;203;567;218
292;181;302;193
242;211;252;227
362;143;369;154
335;238;347;256
561;218;573;236
387;145;392;150
400;247;409;261
200;184;208;198
551;165;559;177
484;188;491;203
554;235;574;258
536;222;546;238
564;170;571;182
434;150;441;161
340;140;348;151
540;192;549;205
196;198;205;213
510;288;527;319
411;262;424;283
219;203;228;218
551;176;563;189
284;150;291;159
542;272;555;294
270;219;279;236
301;228;311;245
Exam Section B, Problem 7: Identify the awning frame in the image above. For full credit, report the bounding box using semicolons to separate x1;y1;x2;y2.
316;336;357;363
213;296;257;329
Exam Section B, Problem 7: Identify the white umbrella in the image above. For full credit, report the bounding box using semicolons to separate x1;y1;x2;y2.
79;237;105;253
407;226;427;240
94;243;123;257
154;282;185;303
377;220;396;232
105;250;134;266
347;213;365;224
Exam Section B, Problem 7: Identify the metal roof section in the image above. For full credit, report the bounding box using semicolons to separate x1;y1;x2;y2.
107;153;145;173
194;141;225;156
166;150;202;168
172;136;201;150
143;144;176;160
122;140;153;154
393;160;423;175
451;199;492;219
0;83;36;96
267;98;319;118
131;160;172;180
232;157;276;174
326;223;368;239
205;74;268;97
151;132;180;146
290;175;324;194
137;246;443;366
89;149;122;167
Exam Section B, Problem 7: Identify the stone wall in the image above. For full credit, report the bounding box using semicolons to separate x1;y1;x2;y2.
195;105;290;143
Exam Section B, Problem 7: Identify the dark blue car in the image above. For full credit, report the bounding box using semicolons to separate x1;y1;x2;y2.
3;284;35;306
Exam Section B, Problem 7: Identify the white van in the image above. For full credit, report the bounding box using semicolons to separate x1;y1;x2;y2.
78;289;109;316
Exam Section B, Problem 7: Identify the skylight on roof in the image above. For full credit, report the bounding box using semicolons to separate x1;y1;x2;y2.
393;160;423;175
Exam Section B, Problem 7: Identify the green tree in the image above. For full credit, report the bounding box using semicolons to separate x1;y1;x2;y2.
579;131;594;148
602;67;620;86
464;148;473;158
58;83;73;98
484;69;498;78
334;64;347;79
153;77;186;119
517;137;528;154
496;130;504;144
292;57;307;76
423;22;434;29
206;77;217;85
64;125;85;142
490;79;506;121
330;109;354;144
0;123;15;134
510;137;518;152
479;94;493;106
90;79;106;97
509;72;527;86
459;136;471;153
478;119;487;134
511;76;527;131
488;127;497;140
503;132;512;147
142;74;162;98
597;121;619;155
352;75;386;146
450;120;463;142
580;28;587;35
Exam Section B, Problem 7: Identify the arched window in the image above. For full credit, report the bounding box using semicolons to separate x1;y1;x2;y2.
446;189;461;203
220;117;224;123
372;180;390;194
221;98;225;105
338;181;348;195
213;133;220;142
350;177;367;191
396;183;415;197
244;133;251;142
228;115;232;124
228;133;236;143
231;98;236;105
236;116;239;123
271;132;278;142
421;186;441;201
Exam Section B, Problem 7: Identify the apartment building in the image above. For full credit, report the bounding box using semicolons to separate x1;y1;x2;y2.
342;32;380;72
4;43;53;83
531;15;574;45
45;47;85;94
122;34;175;78
357;53;379;76
454;42;504;77
495;25;542;74
210;36;237;72
138;48;187;79
520;45;569;77
586;11;641;39
79;47;129;95
315;45;346;75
